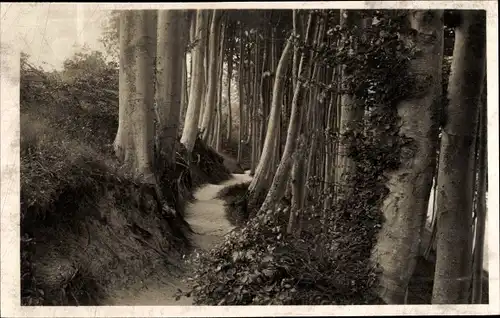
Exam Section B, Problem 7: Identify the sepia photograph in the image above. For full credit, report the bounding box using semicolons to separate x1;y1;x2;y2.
1;1;498;317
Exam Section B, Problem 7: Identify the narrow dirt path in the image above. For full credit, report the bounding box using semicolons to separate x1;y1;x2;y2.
104;172;252;305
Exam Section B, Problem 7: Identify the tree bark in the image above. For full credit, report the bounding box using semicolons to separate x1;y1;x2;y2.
181;10;208;153
237;28;244;164
114;10;157;180
371;10;444;304
226;34;233;142
432;10;486;304
258;13;315;215
292;10;299;92
215;17;226;152
336;10;365;196
114;11;133;164
156;10;187;165
471;78;487;304
250;34;261;176
201;10;223;143
288;134;307;235
248;35;294;202
323;67;339;214
199;11;210;129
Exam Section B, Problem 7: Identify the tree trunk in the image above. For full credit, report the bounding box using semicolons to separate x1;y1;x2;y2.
292;10;299;92
226;35;233;142
114;10;157;180
471;78;487;304
245;55;253;145
288;134;307;235
432;10;486;304
180;52;189;125
237;28;244;164
201;10;223;143
156;10;187;165
248;35;293;202
250;34;261;176
371;10;444;304
258;14;315;215
189;12;196;81
114;11;133;164
323;67;338;214
215;17;226;152
336;10;365;196
199;11;210;129
258;32;269;156
181;10;208;153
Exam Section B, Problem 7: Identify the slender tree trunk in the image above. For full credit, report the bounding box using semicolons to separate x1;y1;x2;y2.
270;31;280;177
371;10;444;304
250;34;261;175
245;57;253;145
226;36;233;142
215;18;226;152
323;67;339;214
432;10;486;304
199;11;210;129
288;134;307;235
156;10;187;165
472;79;487;304
248;35;294;202
258;33;269;156
292;10;299;92
237;28;244;164
180;53;188;124
258;14;314;215
201;10;223;142
181;10;208;153
114;10;157;180
189;12;196;81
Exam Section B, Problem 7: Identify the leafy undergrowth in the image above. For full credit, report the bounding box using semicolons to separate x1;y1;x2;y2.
181;174;385;305
20;53;231;306
182;200;384;305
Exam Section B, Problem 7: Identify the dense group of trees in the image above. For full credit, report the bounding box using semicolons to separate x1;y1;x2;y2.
104;8;487;304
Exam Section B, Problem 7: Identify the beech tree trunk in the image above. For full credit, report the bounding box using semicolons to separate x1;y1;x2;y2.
432;10;486;304
248;35;293;202
288;134;307;235
226;35;233;142
201;10;223;143
258;14;314;215
336;10;365;195
323;67;339;214
181;10;208;153
371;10;444;304
237;28;244;164
215;18;226;152
198;11;210;129
156;10;187;165
114;10;157;181
471;78;487;304
292;10;299;91
250;34;261;176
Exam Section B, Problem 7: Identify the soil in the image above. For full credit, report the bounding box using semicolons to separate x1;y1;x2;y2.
103;171;253;305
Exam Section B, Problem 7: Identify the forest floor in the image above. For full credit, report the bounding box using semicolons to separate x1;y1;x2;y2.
104;171;253;305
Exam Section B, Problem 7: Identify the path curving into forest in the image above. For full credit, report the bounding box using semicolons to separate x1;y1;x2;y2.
104;171;253;306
